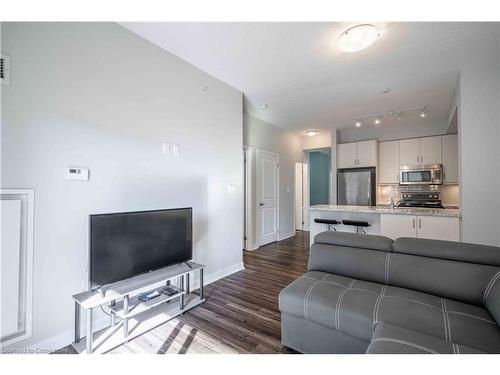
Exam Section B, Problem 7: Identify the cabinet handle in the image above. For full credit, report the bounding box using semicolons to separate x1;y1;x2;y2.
418;218;421;229
412;218;415;229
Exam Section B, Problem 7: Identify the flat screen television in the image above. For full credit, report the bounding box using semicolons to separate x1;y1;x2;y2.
89;208;192;289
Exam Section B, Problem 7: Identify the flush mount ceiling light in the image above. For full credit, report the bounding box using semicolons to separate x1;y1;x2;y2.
338;24;381;52
352;106;428;128
381;88;391;94
305;130;320;137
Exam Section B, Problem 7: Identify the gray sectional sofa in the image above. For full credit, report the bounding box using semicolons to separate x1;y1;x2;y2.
279;231;500;354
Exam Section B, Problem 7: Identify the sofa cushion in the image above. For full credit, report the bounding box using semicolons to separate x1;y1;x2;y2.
393;237;500;267
279;271;500;353
367;323;485;354
314;231;393;252
484;270;500;325
308;243;388;284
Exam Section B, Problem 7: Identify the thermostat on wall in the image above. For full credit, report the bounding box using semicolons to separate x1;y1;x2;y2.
66;167;89;181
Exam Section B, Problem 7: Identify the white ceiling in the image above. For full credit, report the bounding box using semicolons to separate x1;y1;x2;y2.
121;22;499;134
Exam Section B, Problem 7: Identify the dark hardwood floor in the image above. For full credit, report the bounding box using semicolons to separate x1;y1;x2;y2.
59;231;309;354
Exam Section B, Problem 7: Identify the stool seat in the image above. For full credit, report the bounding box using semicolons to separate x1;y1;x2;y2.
314;218;340;225
342;219;370;227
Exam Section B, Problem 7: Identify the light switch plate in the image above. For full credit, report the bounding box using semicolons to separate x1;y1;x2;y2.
172;144;180;156
162;142;170;155
66;167;89;181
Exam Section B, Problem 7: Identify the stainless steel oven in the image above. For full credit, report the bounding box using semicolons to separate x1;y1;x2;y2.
399;164;443;185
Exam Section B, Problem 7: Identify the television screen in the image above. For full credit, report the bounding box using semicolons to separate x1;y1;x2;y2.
89;208;192;288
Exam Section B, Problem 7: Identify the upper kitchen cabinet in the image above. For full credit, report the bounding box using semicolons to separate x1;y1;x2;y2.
337;142;358;169
399;138;420;166
399;136;442;166
378;140;400;184
442;134;459;183
356;140;378;167
420;136;442;165
337;140;377;169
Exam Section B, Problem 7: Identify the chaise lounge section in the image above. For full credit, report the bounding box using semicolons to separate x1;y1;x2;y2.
279;232;500;354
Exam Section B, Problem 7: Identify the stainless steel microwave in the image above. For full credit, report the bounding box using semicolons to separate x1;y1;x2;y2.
399;164;443;185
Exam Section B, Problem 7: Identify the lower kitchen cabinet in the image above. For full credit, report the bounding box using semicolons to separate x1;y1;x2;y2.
381;214;460;242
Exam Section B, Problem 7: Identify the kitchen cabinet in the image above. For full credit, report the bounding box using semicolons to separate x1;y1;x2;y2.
337;143;358;169
378;140;400;184
381;214;460;241
399;136;442;166
380;214;416;239
357;140;378;167
399;138;420;166
337;140;377;169
415;215;460;241
420;136;442;165
442;134;459;183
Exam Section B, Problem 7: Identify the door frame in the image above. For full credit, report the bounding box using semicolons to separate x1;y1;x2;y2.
294;161;309;232
255;148;280;246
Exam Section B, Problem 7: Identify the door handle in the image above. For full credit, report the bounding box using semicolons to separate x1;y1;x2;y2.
259;202;264;206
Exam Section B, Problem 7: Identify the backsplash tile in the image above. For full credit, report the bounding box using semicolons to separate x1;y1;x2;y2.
377;184;459;207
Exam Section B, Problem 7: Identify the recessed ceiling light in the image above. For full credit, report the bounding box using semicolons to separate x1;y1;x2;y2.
338;24;381;52
397;112;403;119
305;130;320;137
420;107;427;118
355;120;362;127
374;117;381;125
260;104;268;110
381;88;391;94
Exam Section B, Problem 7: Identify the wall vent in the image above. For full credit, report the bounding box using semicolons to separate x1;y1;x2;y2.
1;54;11;85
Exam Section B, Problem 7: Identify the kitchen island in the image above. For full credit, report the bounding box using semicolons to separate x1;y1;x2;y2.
309;205;461;244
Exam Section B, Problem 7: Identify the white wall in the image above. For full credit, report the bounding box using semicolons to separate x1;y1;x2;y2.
243;114;306;240
301;131;331;150
1;22;244;349
459;53;500;246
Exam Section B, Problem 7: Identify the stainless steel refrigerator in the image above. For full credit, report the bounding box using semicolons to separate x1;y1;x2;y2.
337;167;376;206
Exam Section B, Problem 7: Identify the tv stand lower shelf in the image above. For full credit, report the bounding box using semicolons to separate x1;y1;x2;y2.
71;262;205;354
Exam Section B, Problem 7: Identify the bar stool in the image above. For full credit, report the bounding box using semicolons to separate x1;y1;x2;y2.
342;219;370;234
314;218;340;231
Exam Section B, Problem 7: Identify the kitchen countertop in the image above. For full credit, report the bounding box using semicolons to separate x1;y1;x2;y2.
309;205;461;218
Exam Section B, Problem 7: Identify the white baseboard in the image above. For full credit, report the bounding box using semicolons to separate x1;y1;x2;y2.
26;261;245;352
278;232;295;241
244;244;259;251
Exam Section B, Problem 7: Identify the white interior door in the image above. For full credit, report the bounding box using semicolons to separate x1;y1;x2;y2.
302;163;309;231
295;162;303;230
258;150;279;245
1;200;22;338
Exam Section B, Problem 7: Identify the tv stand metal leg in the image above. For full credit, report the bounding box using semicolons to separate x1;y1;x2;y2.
86;308;93;354
200;268;204;300
123;295;129;338
110;300;116;327
186;273;190;294
74;301;81;343
179;275;185;310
